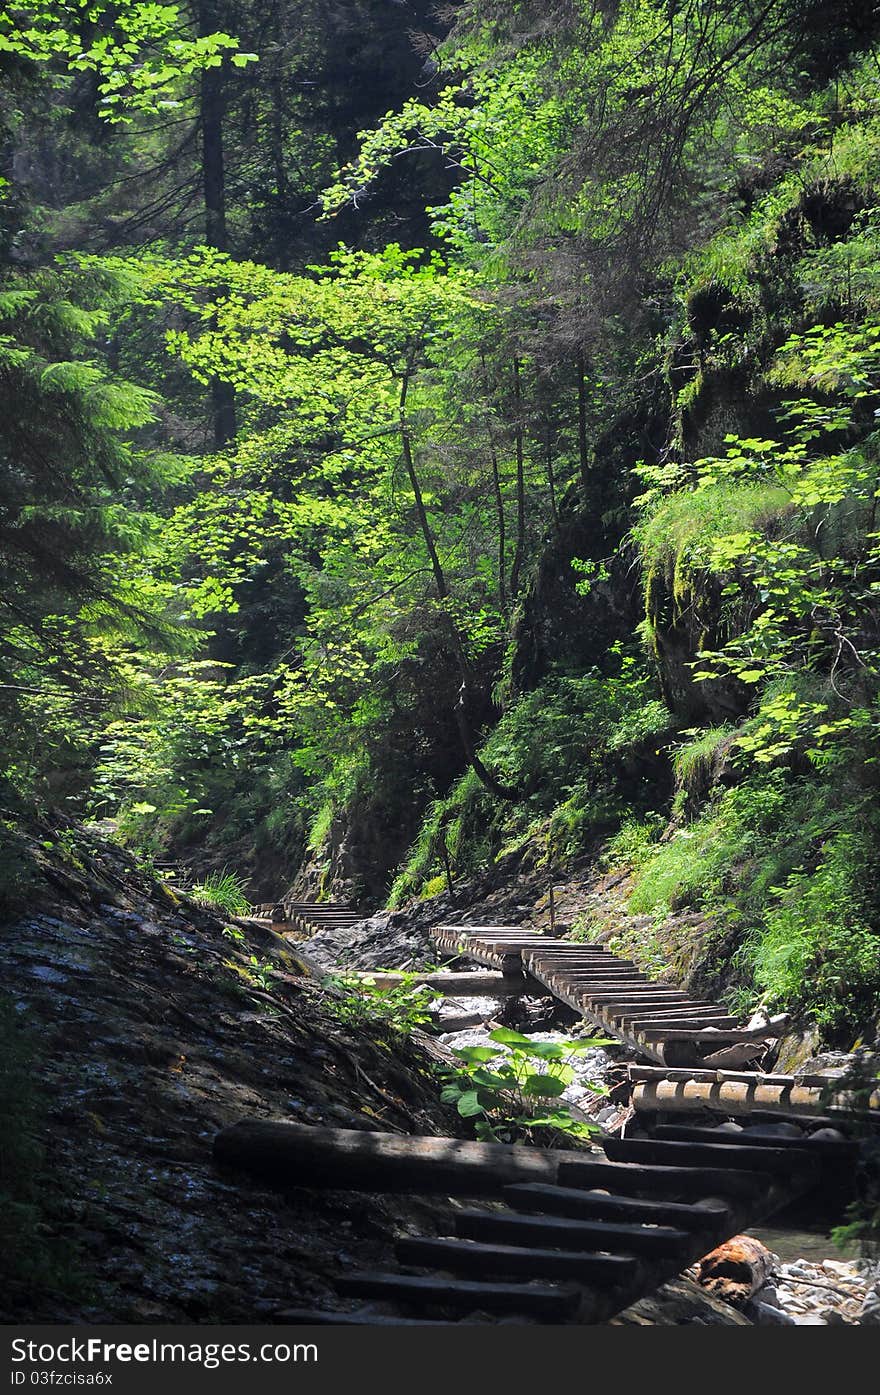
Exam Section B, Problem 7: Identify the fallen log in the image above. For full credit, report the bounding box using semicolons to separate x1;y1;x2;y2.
433;1011;490;1033
343;970;537;996
696;1235;774;1307
213;1120;577;1194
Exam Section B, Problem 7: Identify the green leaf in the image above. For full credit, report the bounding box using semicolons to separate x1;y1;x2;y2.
521;1041;568;1061
488;1028;532;1045
522;1074;567;1097
452;1045;497;1063
456;1089;486;1117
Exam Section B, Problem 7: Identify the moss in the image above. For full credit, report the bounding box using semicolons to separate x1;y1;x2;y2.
672;725;736;810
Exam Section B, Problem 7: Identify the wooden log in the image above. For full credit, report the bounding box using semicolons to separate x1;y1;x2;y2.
213;1120;578;1194
602;1136;820;1178
453;1208;694;1259
654;1124;857;1159
699;1043;768;1069
269;1309;451;1326
344;970;535;997
635;1027;771;1043
503;1182;730;1233
695;1235;774;1307
618;1014;738;1029
631;1078;880;1120
395;1236;637;1283
335;1272;581;1318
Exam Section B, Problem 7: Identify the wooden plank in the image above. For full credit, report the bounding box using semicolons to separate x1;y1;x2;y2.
538;963;644;974
635;1027;774;1043
602;1136;821;1178
336;1272;581;1318
628;1065;868;1089
436;925;525;932
269;1309;451;1326
653;1124;858;1159
556;1156;770;1199
453;1208;693;1259
503;1182;731;1233
395;1236;637;1283
541;970;649;982
617;1012;737;1028
584;994;697;1010
214;1120;580;1194
345;970;536;997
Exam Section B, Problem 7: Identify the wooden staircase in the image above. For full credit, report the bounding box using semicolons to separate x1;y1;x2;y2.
250;900;362;935
431;926;786;1067
215;1116;857;1325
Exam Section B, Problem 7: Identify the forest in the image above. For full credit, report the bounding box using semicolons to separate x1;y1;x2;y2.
3;0;880;1335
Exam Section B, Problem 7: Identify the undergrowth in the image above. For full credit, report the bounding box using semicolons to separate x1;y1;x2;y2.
626;767;880;1034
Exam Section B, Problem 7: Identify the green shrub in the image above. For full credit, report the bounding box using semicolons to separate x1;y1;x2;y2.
748;828;880;1031
189;869;251;916
440;1028;611;1145
602;813;666;872
672;725;735;806
322;972;437;1035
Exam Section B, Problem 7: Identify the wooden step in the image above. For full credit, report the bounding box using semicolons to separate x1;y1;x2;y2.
336;1272;581;1318
653;1125;858;1159
583;993;697;1010
540;974;643;987
602;1136;821;1177
616;1021;741;1032
616;1006;733;1022
556;1156;770;1199
271;1308;451;1325
543;969;649;979
634;1028;775;1044
214;1121;571;1194
503;1183;730;1233
453;1208;693;1259
396;1236;638;1283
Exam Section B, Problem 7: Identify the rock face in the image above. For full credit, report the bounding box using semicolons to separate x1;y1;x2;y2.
0;823;460;1323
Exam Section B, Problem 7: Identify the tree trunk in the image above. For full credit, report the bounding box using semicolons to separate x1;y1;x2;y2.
576;351;590;497
479;353;508;615
509;356;526;599
398;376;518;801
545;423;559;528
198;0;237;448
487;426;508;616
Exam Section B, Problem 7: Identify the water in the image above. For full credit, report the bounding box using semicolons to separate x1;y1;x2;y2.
437;1011;615;1116
749;1225;861;1263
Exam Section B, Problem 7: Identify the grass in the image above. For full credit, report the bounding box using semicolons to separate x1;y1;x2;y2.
673;725;734;792
625;768;880;1036
189;868;251;916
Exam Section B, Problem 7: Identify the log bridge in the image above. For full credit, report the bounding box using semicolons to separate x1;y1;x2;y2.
431;926;788;1068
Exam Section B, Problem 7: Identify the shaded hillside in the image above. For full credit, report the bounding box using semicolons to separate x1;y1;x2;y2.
0;823;458;1321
